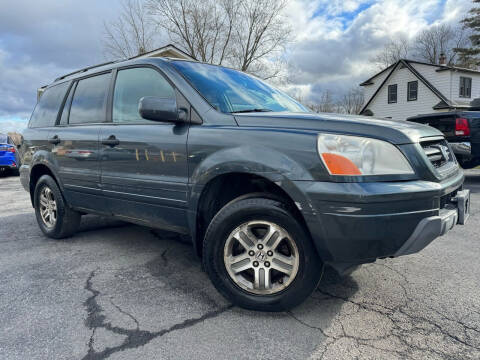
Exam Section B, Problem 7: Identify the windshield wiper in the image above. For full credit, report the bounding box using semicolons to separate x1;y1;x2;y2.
230;108;273;113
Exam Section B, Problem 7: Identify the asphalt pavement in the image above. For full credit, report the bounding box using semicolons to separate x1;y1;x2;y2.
0;170;479;360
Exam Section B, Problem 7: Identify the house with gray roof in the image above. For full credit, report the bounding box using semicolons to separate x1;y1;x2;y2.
360;57;480;121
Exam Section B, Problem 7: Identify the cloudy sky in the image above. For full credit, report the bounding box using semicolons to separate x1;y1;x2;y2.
0;0;473;132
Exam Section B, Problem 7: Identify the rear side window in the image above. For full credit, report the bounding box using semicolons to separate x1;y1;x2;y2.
112;67;175;123
69;73;111;125
29;82;69;128
59;83;75;125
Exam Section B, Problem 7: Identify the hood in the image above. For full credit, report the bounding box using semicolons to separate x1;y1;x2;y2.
233;112;443;145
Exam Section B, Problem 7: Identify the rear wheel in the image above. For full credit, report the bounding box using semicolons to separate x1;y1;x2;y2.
203;196;323;311
34;175;81;239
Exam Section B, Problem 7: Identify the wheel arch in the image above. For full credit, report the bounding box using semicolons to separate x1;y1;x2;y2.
29;162;63;207
189;170;314;258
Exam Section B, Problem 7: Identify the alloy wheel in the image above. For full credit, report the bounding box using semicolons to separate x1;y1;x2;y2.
223;221;300;295
39;186;57;228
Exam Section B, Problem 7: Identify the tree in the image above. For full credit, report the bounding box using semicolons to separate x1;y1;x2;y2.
147;0;291;78
413;24;468;65
146;0;235;65
455;0;480;68
371;25;469;71
308;90;336;113
229;0;291;78
372;38;410;69
103;0;157;59
338;88;365;115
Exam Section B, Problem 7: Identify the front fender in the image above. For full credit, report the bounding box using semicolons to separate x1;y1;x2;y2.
189;144;314;185
187;144;320;255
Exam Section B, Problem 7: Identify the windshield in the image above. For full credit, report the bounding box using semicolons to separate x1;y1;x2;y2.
171;61;308;114
0;134;7;144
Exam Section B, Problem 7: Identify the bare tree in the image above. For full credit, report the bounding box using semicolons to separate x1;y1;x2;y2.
338;88;364;115
147;0;291;78
103;0;157;59
372;37;410;69
147;0;236;65
230;0;291;78
413;24;469;65
309;90;336;113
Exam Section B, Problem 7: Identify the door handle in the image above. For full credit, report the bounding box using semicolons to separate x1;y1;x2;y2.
102;135;120;147
48;135;60;145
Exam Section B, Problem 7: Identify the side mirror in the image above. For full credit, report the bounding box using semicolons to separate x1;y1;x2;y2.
138;96;187;123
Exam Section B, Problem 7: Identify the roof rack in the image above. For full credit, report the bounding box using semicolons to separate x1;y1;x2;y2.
54;59;124;82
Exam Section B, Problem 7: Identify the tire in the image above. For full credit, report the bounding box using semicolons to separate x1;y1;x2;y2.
34;175;81;239
203;196;323;311
458;158;479;169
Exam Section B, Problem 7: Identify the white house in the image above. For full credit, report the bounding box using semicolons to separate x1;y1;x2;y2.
38;44;195;100
360;58;480;121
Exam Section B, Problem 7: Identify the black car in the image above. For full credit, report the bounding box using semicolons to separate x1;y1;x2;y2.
408;111;480;169
19;58;470;311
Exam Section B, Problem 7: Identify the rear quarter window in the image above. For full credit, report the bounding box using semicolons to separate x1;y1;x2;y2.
29;82;70;128
69;73;110;125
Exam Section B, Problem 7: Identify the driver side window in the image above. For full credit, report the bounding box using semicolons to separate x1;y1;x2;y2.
112;67;176;123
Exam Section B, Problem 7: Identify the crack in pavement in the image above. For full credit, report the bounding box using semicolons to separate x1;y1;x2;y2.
82;270;234;360
289;264;480;360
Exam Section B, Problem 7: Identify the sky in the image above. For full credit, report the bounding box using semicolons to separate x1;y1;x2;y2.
0;0;473;133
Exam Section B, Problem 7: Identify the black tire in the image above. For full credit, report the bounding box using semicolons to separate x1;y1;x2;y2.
458;158;479;169
203;196;323;311
34;175;81;239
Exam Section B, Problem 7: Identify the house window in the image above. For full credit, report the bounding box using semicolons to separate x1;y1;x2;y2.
459;77;472;98
407;81;418;101
388;84;397;104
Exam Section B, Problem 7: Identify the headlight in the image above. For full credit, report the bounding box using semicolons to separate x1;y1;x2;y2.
317;134;414;176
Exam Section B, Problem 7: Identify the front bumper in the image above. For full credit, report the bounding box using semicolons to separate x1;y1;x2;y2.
450;142;471;157
293;169;466;272
394;189;469;257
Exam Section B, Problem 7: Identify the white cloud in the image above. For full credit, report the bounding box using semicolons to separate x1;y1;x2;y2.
0;119;28;134
0;0;474;116
283;0;472;102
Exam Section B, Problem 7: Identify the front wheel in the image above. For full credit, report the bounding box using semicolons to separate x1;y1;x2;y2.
203;196;323;311
34;175;81;239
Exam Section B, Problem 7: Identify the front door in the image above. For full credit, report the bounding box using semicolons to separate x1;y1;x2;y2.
51;72;111;212
100;66;189;233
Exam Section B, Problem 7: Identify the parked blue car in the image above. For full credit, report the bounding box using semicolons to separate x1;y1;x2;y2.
0;133;19;175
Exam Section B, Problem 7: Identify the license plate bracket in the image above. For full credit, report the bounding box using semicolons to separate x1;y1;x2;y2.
453;189;470;225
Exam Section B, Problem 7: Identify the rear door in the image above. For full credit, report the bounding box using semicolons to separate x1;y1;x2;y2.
99;66;190;232
50;72;111;212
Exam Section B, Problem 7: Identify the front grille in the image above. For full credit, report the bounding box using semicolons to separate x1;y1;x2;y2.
421;139;455;169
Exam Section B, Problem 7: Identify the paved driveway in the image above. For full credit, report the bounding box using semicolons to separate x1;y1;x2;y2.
0;171;479;360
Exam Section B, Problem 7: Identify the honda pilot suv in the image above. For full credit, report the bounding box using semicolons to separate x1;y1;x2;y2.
19;58;470;311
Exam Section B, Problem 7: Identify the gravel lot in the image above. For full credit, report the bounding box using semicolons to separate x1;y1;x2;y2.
0;171;479;360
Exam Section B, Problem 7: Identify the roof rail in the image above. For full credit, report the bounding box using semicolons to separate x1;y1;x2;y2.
54;59;124;82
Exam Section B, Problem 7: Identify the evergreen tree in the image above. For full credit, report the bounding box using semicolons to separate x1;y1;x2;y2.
455;0;480;68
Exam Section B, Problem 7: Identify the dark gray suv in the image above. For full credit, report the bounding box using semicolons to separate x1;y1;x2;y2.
19;58;470;311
